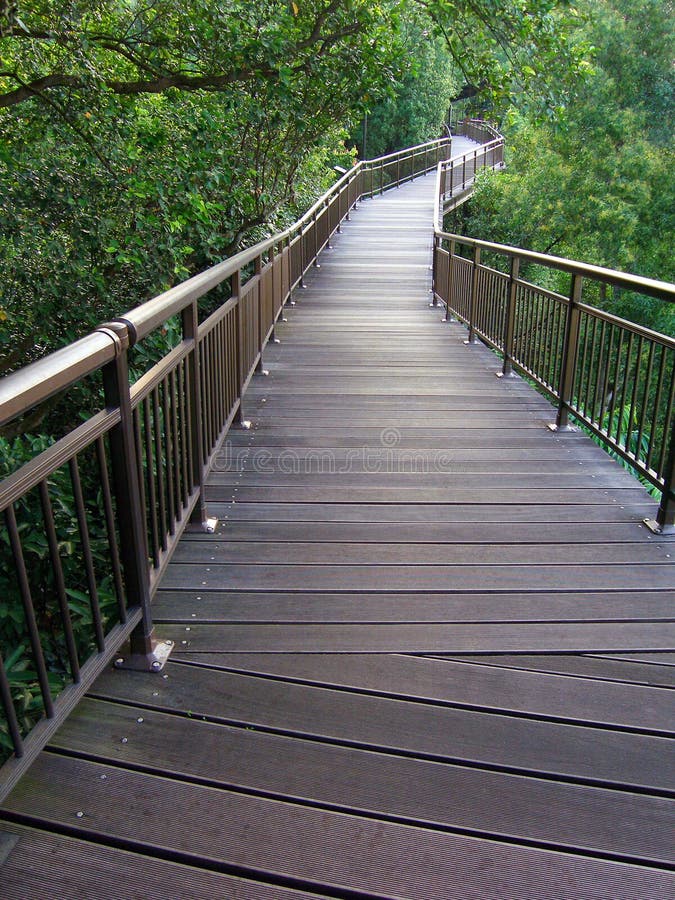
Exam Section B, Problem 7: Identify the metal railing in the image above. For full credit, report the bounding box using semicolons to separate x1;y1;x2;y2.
433;140;675;533
0;136;451;795
361;137;452;198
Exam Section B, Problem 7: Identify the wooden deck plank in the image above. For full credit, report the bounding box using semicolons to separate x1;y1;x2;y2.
160;563;674;593
424;654;675;687
170;539;670;565
0;825;320;899
46;698;674;862
153;589;675;623
181;520;667;544
5;755;675;898
212;500;657;523
90;663;675;792
171;652;674;733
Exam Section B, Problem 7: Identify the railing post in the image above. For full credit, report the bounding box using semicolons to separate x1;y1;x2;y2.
312;212;320;267
465;246;480;344
232;269;250;427
646;420;675;533
182;301;216;533
100;322;173;671
299;225;306;288
255;253;269;374
552;273;583;431
499;257;520;377
430;235;439;308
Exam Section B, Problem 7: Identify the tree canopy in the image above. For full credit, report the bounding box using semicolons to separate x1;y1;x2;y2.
0;0;589;384
456;0;674;332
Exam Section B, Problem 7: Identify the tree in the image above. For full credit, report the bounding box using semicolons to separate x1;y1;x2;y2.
457;0;674;333
0;0;590;387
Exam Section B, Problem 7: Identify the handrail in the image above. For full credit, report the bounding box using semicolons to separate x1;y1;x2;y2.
432;126;675;533
0;134;451;794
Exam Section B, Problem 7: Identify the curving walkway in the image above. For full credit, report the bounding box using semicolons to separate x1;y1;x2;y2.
1;168;674;898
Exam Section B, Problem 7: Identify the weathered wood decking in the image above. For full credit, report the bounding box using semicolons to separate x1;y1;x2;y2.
1;171;674;898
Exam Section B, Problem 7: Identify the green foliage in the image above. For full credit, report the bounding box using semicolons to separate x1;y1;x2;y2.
457;0;674;334
354;18;458;157
0;433;121;762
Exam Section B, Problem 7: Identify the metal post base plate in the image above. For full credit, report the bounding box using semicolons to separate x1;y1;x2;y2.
187;515;218;534
114;638;174;673
643;518;675;535
547;423;577;433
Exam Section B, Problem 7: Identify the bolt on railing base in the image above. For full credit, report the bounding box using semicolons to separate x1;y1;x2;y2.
114;637;174;673
496;371;519;379
643;517;675;535
547;423;578;433
187;516;218;535
546;422;579;434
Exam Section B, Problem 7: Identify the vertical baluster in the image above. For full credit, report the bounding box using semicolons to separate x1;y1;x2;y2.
465;246;480;344
0;648;24;756
591;320;608;425
232;269;246;424
5;504;55;717
177;362;189;506
38;480;81;680
656;362;675;478
616;332;635;448
132;405;149;545
598;325;617;431
444;239;455;322
69;456;105;652
96;436;127;618
161;377;177;533
646;347;667;472
607;329;625;441
576;312;592;418
140;401;160;569
182;301;210;529
500;257;520;377
152;387;168;550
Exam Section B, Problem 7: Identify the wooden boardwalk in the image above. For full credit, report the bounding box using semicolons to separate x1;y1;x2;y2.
2;172;674;898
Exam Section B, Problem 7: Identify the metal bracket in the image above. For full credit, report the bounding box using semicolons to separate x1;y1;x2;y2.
114;638;174;673
643;518;674;535
203;516;218;534
240;420;252;430
547;423;577;433
0;831;19;867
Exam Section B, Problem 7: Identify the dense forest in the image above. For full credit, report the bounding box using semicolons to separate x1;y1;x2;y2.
453;0;674;334
0;0;591;388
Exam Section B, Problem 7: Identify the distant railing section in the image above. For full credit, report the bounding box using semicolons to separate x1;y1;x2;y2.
434;119;505;220
0;136;452;794
433;230;675;532
453;118;503;144
361;138;452;198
